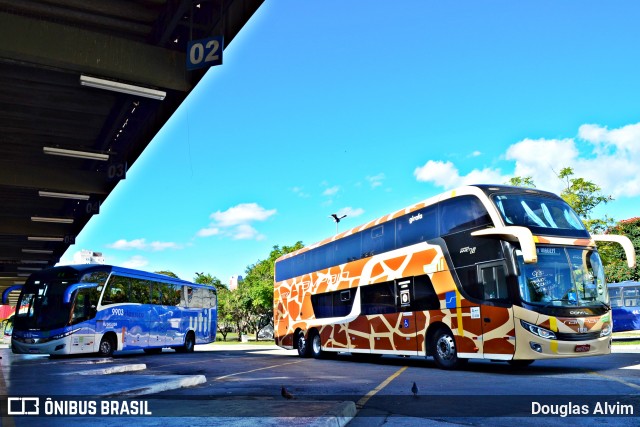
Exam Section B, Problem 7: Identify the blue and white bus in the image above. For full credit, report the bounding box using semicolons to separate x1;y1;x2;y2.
11;265;216;356
608;281;640;333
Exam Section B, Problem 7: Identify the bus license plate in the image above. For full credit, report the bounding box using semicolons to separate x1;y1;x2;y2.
575;344;590;352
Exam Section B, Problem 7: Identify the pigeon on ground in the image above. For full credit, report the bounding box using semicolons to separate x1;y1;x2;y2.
411;381;418;398
281;386;295;400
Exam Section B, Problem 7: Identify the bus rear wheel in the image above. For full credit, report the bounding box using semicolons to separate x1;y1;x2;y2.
98;335;115;357
296;331;311;358
431;328;465;370
176;332;195;353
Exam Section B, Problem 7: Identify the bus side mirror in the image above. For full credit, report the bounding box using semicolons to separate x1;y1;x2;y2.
592;234;636;269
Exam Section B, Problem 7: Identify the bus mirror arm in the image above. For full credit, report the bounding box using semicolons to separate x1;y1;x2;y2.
591;234;637;269
471;226;538;264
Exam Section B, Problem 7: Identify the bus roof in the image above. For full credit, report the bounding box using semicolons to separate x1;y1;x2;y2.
608;281;640;288
276;184;565;263
27;264;201;287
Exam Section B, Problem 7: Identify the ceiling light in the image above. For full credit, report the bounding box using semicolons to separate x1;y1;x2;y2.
28;236;64;242
17;267;42;271
21;260;49;264
39;191;90;201
80;75;166;100
17;273;31;277
43;147;109;161
31;216;74;224
22;249;54;254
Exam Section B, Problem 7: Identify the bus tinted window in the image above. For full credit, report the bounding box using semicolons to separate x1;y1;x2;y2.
311;288;355;318
439;196;492;235
130;278;150;304
396;206;438;247
102;277;129;305
362;223;395;258
413;275;440;310
335;234;361;264
361;282;395;315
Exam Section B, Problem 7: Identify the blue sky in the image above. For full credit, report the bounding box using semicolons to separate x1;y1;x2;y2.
60;1;640;283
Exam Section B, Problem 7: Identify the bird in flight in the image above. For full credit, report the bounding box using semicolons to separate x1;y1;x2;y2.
411;382;419;398
281;386;295;400
330;214;347;223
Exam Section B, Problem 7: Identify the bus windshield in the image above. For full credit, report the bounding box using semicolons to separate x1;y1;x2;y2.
15;281;71;330
14;269;108;331
492;194;588;237
516;246;608;308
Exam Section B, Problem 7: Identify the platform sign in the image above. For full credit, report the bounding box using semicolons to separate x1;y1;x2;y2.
187;36;223;70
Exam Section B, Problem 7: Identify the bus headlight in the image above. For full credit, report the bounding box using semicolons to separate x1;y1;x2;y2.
520;320;557;340
600;324;612;337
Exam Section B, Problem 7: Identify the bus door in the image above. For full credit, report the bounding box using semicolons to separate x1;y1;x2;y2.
477;261;515;359
393;278;420;355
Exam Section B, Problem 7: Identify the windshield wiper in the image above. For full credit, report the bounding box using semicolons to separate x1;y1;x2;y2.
540;298;576;309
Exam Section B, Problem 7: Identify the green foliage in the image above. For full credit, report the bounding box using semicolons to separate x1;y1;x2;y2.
240;241;304;339
507;176;535;188
155;270;179;279
558;168;614;232
602;218;640;282
509;168;614;234
198;242;304;341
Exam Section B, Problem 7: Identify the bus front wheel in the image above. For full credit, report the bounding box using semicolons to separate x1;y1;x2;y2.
431;328;465;370
98;335;115;357
310;331;324;359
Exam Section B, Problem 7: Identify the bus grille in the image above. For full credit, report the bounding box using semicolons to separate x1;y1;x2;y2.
555;331;601;341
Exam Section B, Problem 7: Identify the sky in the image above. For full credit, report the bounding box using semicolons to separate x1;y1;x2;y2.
60;1;640;284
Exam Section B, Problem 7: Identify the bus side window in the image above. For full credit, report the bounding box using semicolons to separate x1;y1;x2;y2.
102;277;129;305
479;263;508;301
439;196;492;235
412;275;439;310
361;282;396;315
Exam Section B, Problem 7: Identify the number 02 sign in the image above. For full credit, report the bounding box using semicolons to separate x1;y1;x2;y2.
187;36;223;70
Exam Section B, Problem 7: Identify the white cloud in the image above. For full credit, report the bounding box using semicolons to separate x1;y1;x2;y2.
414;121;640;198
366;173;385;188
196;227;220;237
414;160;508;188
107;238;181;251
336;207;365;218
197;202;276;241
323;186;340;196
122;255;148;269
209;203;276;227
291;186;310;198
471;151;482;157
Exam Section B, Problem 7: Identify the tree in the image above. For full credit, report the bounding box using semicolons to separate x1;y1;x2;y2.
601;218;640;282
192;272;233;340
557;167;614;233
155;270;179;278
507;176;535;188
508;168;614;234
241;241;304;340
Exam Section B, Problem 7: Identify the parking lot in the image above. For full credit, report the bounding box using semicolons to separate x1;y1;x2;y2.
1;341;640;426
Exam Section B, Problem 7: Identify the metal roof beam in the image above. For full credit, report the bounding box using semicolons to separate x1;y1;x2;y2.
0;11;191;92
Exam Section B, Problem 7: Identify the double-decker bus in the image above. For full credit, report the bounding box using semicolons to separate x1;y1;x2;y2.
274;185;636;369
608;281;640;332
12;265;216;356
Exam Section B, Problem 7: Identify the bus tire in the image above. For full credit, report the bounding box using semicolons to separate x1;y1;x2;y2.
431;328;465;370
177;332;196;353
296;331;311;358
310;331;324;359
98;335;115;357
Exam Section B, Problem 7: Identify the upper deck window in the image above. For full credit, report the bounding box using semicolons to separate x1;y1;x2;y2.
492;194;589;238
